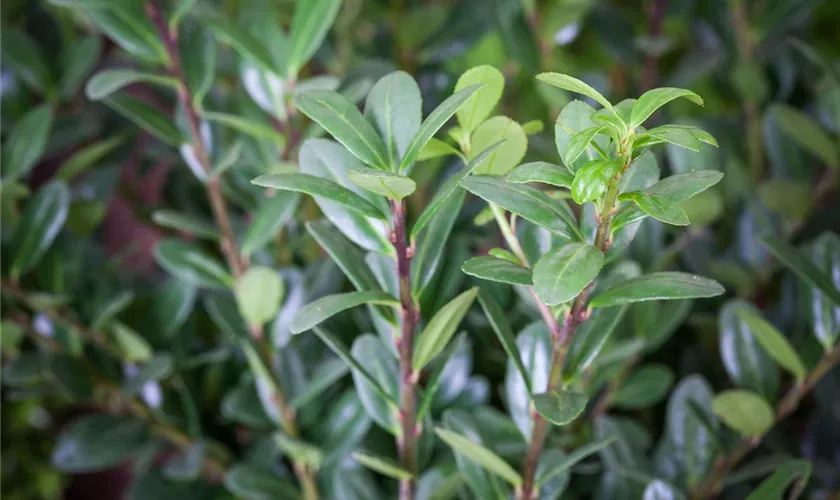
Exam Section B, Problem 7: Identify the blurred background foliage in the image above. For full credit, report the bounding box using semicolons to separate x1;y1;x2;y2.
1;0;839;499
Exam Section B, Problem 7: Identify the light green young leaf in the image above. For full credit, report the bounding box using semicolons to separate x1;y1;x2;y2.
294;89;390;169
462;256;532;286
760;234;840;307
413;288;479;371
769;104;837;168
563;126;606;166
630;87;704;129
273;433;323;469
570;159;622;204
435;427;522;487
506;162;574;188
532;390;588;425
410;140;504;240
590;272;724;307
418;137;461;161
193;8;280;74
291;291;399;334
712;389;775;437
347;169;417;200
364;71;422;166
533;243;604;306
235;266;284;326
352;451;413;481
252;173;388;220
461;176;581;241
536;72;617;119
154;240;233;289
103;94;185;145
400;85;481;172
202;111;287;146
455;65;505;133
85;69;178;101
9;181;69;279
2;104;54;181
470;116;527;176
522;119;544;135
112;323;153;363
621;192;689;226
287;0;342;77
735;307;806;382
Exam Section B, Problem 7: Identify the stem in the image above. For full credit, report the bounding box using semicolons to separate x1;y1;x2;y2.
146;4;318;497
691;343;840;499
391;199;418;500
515;158;626;500
731;0;763;182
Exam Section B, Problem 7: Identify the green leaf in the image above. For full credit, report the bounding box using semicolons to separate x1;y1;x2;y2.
477;289;532;395
410;140;503;240
634;125;705;152
294;89;390;169
348;169;417;199
621;192;689;226
532;391;588;425
104;94;185;145
719;300;779;398
52;415;150;472
418;137;461;161
808;233;840;350
202;111;287;145
84;5;167;62
92;290;134;330
151;210;220;239
235;266;284;326
241;192;300;256
58;35;102;99
435;427;522;487
769;104;837;168
555;100;603;172
56;135;125;181
712;389;775;437
461;176;581;240
289;358;349;409
154;240;233;289
85;69;178;101
533;243;604;306
364;71;422;166
306;220;383;292
462;256;531;286
630;87;704;129
112;323;153;362
744;459;811;500
590;272;724;307
291;291;399;334
224;463;299;500
469;116;527;176
287;0;342;76
2;104;54;180
273;433;323;469
411;191;465;295
506;162;574;188
1;28;52;93
571;159;622;204
400;85;481;172
153;278;197;336
665;375;718;485
735;307;806;382
612;364;674;409
534;437;617;488
416;333;468;421
455;65;505;133
442;411;508;498
252;173;388;219
162;441;204;481
348;334;400;434
536;73;617;119
193;8;280;74
123;354;174;395
413;288;479;370
564;126;606;166
179;20;215;106
352;451;413;481
760;234;840;307
643;480;685;500
10;181;69;279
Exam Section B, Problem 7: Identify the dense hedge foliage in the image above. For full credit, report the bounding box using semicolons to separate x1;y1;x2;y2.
2;1;839;499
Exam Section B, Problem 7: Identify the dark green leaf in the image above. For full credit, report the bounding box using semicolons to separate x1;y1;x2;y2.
533;243;604;305
461;176;581;240
760;234;840;307
0;28;52;93
411;189;465;295
289;358;349;409
85;69;178;100
151;210;220;239
744;459;811;500
10;181;69;279
52;415;150;472
252;173;387;219
413;288;479;370
291;291;398;334
154;240;233;289
193;8;280;74
612;364;674;409
477;290;531;395
294;89;390;169
643;480;685;500
153;278;197;336
808;233;840;350
84;5;167;62
442;410;508;499
590;272;724;307
180;21;216;105
719;300;779;398
306;220;383;292
347;333;400;433
507;161;574;188
769;104;837;168
123;354;174;395
534;437;617;488
532;390;588;425
665;375;718;486
364;71;422;166
56;135;125;181
287;0;342;76
104;94;185;145
462;256;532;285
223;463;299;500
2;104;54;180
241;192;300;256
